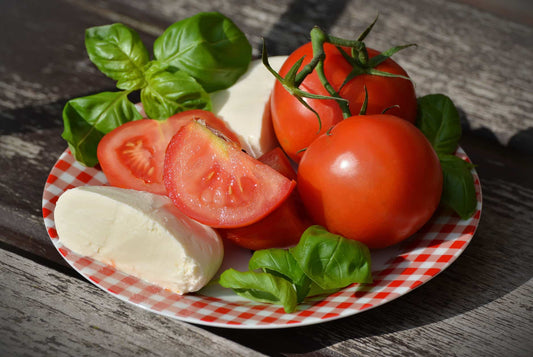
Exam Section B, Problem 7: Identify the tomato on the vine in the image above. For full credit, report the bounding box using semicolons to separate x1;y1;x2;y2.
97;110;239;195
218;147;311;250
271;42;417;162
297;114;442;249
164;122;295;228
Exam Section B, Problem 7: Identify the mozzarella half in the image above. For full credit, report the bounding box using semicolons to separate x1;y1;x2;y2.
211;56;288;158
54;186;223;294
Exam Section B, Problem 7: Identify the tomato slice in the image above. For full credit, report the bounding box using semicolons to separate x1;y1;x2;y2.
218;147;311;250
97;110;239;195
164;122;296;228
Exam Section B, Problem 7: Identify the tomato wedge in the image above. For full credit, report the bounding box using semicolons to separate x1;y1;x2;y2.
218;147;311;250
97;110;239;195
164;121;296;228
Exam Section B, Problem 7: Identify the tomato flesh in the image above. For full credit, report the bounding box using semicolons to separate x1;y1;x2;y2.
271;43;417;162
297;115;442;249
97;110;239;195
164;122;296;228
218;147;311;249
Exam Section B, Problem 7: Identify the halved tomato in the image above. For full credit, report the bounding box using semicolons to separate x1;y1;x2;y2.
164;122;296;228
97;110;239;195
218;147;311;250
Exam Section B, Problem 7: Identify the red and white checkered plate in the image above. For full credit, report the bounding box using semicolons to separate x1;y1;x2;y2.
42;147;481;329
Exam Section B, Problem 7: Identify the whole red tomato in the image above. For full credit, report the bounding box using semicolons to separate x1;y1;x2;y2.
271;42;417;162
297;115;442;249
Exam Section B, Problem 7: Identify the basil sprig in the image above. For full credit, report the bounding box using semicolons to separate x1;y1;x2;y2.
219;226;372;313
416;94;477;219
62;12;252;166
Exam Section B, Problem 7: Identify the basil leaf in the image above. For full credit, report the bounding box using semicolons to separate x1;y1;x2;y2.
290;226;373;290
307;281;341;297
439;154;478;220
85;23;149;90
140;62;211;119
249;249;311;303
61;91;142;166
219;269;298;313
416;94;462;155
154;12;252;92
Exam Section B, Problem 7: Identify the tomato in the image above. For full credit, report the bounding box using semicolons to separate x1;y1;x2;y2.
297;115;442;249
271;42;417;162
97;110;239;195
218;147;311;250
254;147;297;180
164;122;296;228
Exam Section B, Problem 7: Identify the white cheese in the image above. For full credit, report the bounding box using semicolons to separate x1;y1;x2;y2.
210;56;288;158
54;186;223;294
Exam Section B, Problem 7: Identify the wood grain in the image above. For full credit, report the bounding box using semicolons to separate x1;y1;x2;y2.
0;248;265;357
1;0;532;356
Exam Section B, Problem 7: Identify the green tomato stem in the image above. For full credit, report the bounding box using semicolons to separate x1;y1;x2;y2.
310;27;353;119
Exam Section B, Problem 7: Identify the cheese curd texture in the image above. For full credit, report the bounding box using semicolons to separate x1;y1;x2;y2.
211;56;287;158
54;186;223;294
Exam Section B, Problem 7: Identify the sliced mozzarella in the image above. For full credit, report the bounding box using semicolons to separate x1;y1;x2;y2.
54;186;223;294
211;56;287;158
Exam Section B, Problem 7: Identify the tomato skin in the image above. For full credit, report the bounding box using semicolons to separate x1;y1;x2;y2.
271;43;416;162
253;147;297;180
297;115;442;249
97;110;239;195
164;122;296;228
218;147;311;250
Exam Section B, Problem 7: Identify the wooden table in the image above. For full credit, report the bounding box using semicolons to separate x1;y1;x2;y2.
1;0;532;355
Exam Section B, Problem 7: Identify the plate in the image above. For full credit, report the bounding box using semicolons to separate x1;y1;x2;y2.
42;147;482;329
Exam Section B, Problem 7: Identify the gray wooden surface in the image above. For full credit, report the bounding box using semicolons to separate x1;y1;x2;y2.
1;0;532;356
0;249;264;357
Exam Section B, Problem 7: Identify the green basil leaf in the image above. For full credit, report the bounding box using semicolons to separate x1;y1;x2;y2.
416;94;462;155
307;281;341;297
439;154;478;220
249;249;311;303
154;12;252;92
289;225;373;290
140;63;211;119
85;23;149;90
61;91;142;166
219;269;298;313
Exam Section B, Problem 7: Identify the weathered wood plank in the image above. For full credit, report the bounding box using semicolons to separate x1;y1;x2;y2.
0;248;265;357
1;0;532;355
